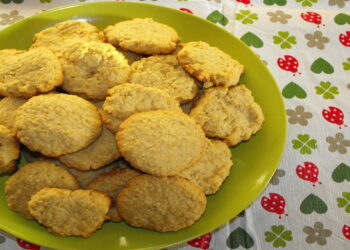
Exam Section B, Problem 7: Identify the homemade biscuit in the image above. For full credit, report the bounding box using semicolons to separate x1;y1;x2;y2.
117;175;207;232
102;83;181;133
177;41;244;87
5;161;79;219
129;55;198;103
28;187;111;238
88;168;141;222
104;18;179;55
0;97;27;131
0;125;19;175
190;85;264;146
116;110;206;176
0;47;63;98
15;93;102;157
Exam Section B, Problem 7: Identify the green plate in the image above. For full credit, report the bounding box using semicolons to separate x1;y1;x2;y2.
0;2;286;250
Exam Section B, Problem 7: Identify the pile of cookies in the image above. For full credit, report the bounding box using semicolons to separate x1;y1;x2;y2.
0;18;264;238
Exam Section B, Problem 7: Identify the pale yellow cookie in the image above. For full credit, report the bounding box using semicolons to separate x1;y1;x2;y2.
101;83;181;133
0;47;63;98
15;93;102;157
190;85;264;146
0;125;19;175
0;49;24;64
129;55;198;103
104;18;179;55
116;110;206;176
0;97;27;132
116;47;143;65
28;187;111;238
88;168;141;222
5;161;79;219
177;41;244;87
179;139;233;194
117;175;207;232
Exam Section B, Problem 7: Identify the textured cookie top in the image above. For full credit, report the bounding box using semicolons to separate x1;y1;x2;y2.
104;18;179;55
117;175;207;232
116;110;206;176
0;125;19;175
129;55;198;103
0;49;24;64
0;97;27;132
28;187;111;238
177;41;244;87
0;47;63;98
190;85;264;146
102;83;181;133
60;40;130;101
179;139;233;195
15;93;102;157
5;161;79;219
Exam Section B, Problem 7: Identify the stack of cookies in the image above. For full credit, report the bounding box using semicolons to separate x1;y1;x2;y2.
0;18;264;237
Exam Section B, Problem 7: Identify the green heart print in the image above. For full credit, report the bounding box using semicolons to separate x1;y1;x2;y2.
206;10;229;26
334;13;350;25
241;32;264;48
264;0;287;6
332;163;350;183
282;82;307;99
300;194;328;214
227;227;254;249
311;58;334;74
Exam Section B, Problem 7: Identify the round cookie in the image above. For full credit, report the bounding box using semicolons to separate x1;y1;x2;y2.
0;47;63;98
15;93;102;157
0;49;24;64
0;125;19;175
28;187;111;238
60;40;130;101
190;85;264;146
116;110;206;176
129;55;198;103
104;18;179;55
179;139;233;195
177;41;244;87
101;83;181;133
117;175;207;232
0;97;27;132
5;161;79;219
88;168;141;222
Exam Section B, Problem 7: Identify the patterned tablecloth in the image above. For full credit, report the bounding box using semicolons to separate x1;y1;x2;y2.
0;0;349;249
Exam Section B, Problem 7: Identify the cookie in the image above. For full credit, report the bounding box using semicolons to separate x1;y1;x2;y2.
0;125;19;175
129;55;198;103
190;85;264;146
101;83;181;133
88;168;141;222
116;47;143;65
177;41;244;87
117;175;206;232
0;47;63;98
0;97;27;132
0;49;24;64
60;40;130;101
104;18;179;55
179;139;233;194
28;187;111;238
116;110;206;176
15;93;102;157
5;161;79;219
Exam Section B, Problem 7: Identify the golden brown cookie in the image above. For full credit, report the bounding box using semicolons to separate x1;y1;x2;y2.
177;41;244;87
0;49;24;64
28;187;111;238
190;85;264;146
15;93;102;157
0;125;19;175
0;97;27;132
116;110;206;176
5;161;79;219
88;168;141;222
117;175;207;232
104;18;179;55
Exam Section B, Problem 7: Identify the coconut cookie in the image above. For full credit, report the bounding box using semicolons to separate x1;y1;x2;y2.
15;93;102;157
129;55;198;103
60;41;130;101
88;168;141;222
116;110;205;176
101;83;181;133
177;41;244;87
0;97;27;131
0;125;19;175
28;187;111;238
5;161;79;219
0;47;63;98
117;175;206;232
190;85;264;146
179;139;233;195
104;18;179;55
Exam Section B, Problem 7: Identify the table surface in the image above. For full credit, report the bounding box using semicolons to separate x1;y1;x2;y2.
0;0;349;249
